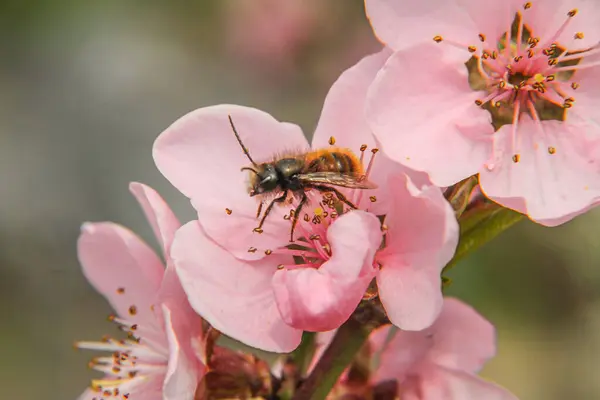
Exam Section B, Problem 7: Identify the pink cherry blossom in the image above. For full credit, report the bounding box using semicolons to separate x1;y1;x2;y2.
365;0;600;225
76;183;205;400
156;106;456;339
312;51;459;330
369;298;517;400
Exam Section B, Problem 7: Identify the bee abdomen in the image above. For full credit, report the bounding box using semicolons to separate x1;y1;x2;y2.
306;150;362;175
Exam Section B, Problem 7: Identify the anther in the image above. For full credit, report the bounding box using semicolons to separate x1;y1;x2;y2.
527;49;534;58
563;102;573;108
360;144;368;151
309;234;321;241
568;9;578;17
482;52;489;59
571;82;579;90
468;45;477;53
371;148;379;154
116;287;125;294
546;75;555;82
264;249;272;255
498;81;506;89
491;50;498;59
575;32;584;40
514;55;523;62
433;35;443;43
494;101;502;107
107;314;116;322
330;211;338;219
475;99;483;106
277;264;285;270
369;196;377;203
548;146;556;154
225;208;232;215
548;58;558;66
328;136;336;145
512;154;521;163
253;227;264;234
478;33;486;42
247;247;257;253
128;305;137;316
304;214;310;222
524;2;532;9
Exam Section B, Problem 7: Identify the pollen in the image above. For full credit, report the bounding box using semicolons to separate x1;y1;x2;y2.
574;32;584;39
571;82;580;90
360;144;368;151
478;33;486;42
512;154;521;163
533;74;545;83
264;249;272;255
369;196;377;203
433;35;443;43
116;287;125;295
524;2;532;9
328;136;336;145
567;9;578;17
128;306;137;316
468;45;477;53
313;207;324;216
225;208;232;215
247;247;257;253
548;147;556;155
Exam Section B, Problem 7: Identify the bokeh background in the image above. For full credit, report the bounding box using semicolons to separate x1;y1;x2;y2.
1;1;600;399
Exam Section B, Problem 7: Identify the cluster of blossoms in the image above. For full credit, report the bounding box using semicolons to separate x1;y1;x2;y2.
75;0;599;399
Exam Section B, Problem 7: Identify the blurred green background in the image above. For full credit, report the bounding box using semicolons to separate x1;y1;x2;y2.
1;1;599;399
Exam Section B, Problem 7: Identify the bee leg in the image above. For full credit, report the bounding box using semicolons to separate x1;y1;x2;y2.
256;190;288;230
256;202;264;219
310;185;357;210
290;192;308;242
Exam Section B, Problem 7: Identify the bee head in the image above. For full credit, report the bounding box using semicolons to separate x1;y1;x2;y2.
243;164;278;196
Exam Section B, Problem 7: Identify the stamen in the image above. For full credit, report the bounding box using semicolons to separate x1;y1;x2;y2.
225;208;232;215
328;136;336;145
365;148;378;179
552;61;600;72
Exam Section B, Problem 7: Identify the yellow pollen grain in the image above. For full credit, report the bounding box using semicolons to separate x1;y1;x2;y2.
128;305;137;316
468;45;477;53
478;33;486;42
512;154;521;163
575;32;584;39
313;207;324;216
328;136;336;145
548;146;556;154
225;208;232;215
568;9;578;17
534;73;545;83
433;35;443;43
524;2;532;9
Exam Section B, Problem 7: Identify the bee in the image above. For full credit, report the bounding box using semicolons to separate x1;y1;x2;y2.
228;115;377;242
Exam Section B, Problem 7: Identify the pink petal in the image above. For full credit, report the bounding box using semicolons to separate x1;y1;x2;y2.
416;366;518;400
371;325;432;384
77;222;164;324
311;48;429;214
427;298;496;372
364;0;480;51
153;105;310;260
129;182;181;258
376;174;459;330
272;211;381;331
162;304;204;400
366;44;493;187
479;119;600;225
170;220;303;353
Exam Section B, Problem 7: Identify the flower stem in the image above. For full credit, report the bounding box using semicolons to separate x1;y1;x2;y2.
443;202;524;274
291;317;370;400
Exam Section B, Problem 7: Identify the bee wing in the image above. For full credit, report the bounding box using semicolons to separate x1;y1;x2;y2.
297;172;378;189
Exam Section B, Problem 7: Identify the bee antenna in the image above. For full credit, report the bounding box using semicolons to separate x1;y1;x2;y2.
240;167;259;175
228;115;258;167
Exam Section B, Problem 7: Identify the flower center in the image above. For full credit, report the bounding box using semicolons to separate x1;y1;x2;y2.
76;315;168;398
434;3;599;166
